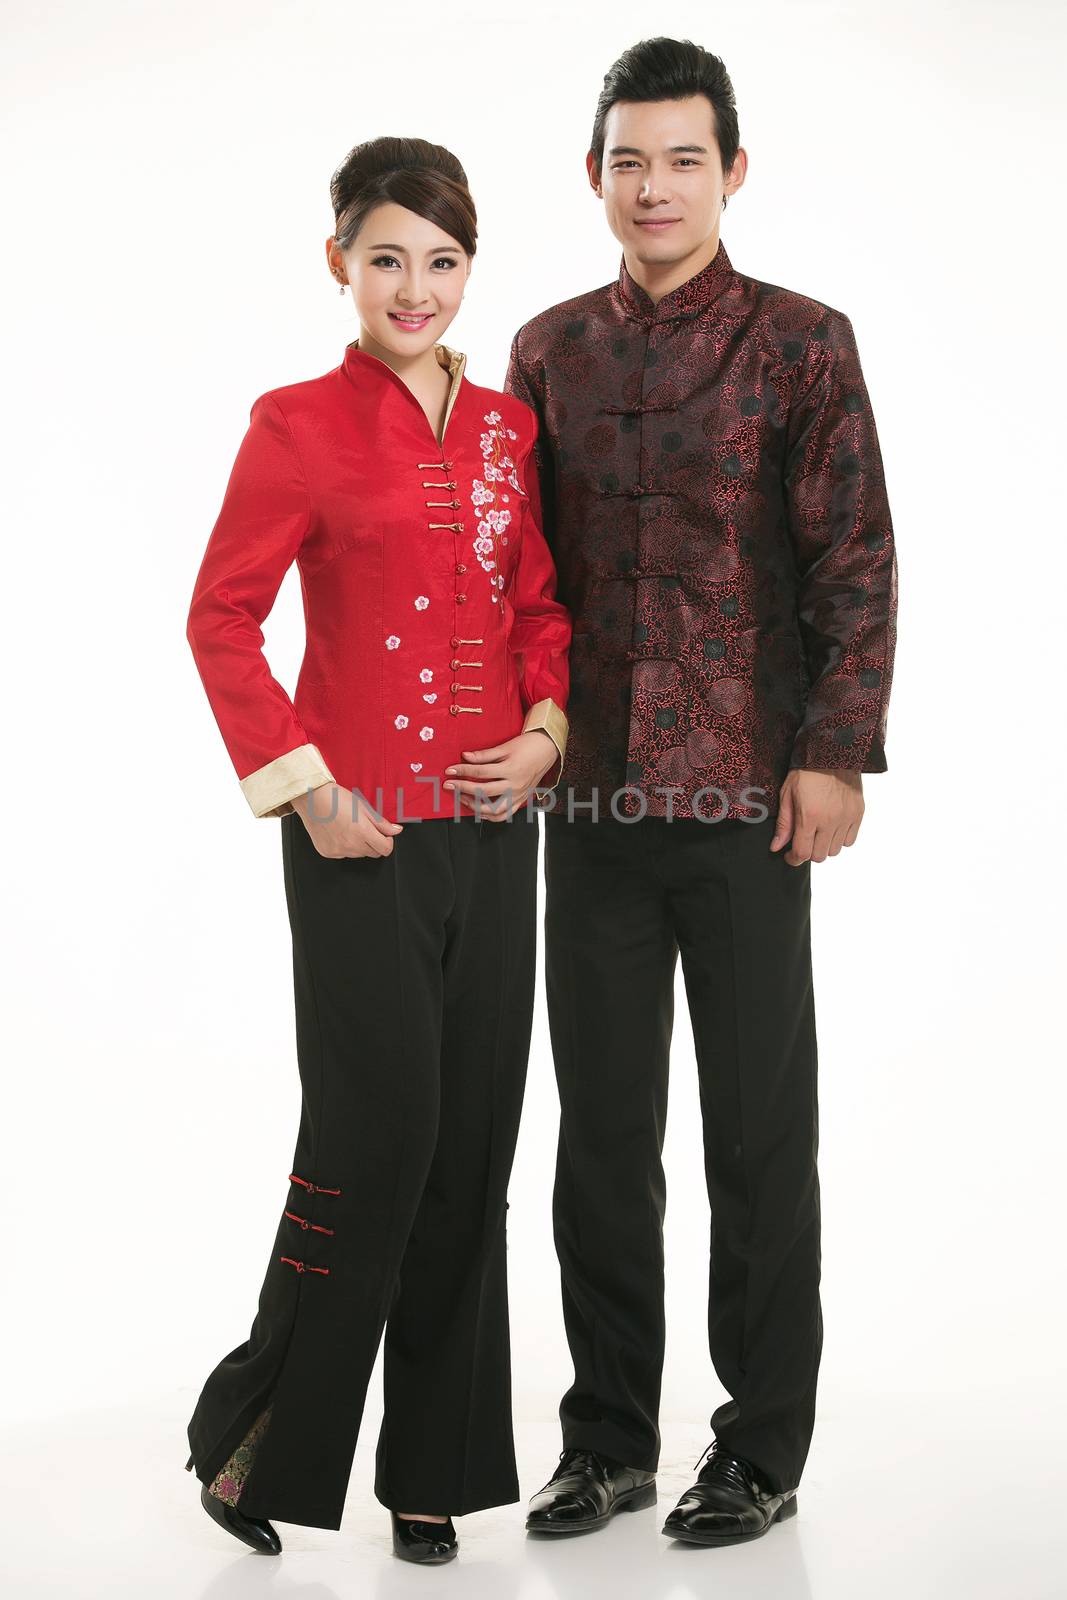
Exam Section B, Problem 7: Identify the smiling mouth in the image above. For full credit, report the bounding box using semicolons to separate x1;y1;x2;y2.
389;312;434;327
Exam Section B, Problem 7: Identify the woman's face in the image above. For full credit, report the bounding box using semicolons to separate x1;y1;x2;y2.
333;201;470;358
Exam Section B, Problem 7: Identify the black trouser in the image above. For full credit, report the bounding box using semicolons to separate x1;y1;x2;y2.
185;807;540;1530
543;811;822;1494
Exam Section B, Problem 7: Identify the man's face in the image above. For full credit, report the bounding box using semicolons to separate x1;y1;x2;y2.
591;95;732;267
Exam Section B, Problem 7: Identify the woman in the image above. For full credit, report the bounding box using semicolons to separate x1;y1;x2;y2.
182;135;571;1566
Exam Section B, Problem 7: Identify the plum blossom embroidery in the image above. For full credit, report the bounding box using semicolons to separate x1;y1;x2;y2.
394;714;409;729
410;762;423;772
386;634;400;650
414;596;429;610
423;693;437;703
471;410;520;603
419;668;433;683
419;726;434;741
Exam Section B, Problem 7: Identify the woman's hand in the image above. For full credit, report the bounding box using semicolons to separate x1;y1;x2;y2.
443;730;558;821
291;783;403;857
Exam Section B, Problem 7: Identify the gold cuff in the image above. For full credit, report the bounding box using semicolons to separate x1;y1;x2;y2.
239;743;336;818
523;697;568;793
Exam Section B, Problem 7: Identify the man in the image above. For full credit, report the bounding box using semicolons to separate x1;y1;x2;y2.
503;36;898;1546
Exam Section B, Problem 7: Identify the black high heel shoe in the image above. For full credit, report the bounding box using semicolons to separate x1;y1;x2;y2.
187;1453;282;1554
390;1510;458;1564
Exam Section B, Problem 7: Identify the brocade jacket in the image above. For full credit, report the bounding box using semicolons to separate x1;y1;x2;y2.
504;238;898;821
187;341;571;821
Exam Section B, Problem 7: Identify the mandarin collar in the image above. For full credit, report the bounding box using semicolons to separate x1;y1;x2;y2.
342;339;468;441
343;339;467;394
614;237;735;323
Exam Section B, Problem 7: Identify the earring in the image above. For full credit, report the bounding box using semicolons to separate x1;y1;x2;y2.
722;195;728;210
338;280;346;295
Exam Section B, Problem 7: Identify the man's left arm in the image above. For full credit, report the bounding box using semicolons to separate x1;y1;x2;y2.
776;310;899;862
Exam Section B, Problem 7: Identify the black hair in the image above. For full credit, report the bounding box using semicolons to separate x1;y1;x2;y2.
329;136;477;257
589;38;740;179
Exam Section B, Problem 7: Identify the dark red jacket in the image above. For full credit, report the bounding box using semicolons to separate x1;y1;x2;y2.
504;239;898;821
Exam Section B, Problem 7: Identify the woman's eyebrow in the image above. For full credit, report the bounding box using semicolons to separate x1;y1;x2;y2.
364;242;463;253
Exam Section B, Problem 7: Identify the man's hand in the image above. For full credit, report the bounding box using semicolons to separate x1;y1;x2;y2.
770;769;864;865
443;730;559;820
291;783;403;858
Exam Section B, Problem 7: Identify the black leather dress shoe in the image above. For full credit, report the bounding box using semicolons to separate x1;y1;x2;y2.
526;1446;657;1534
661;1441;797;1546
198;1481;282;1554
390;1510;459;1563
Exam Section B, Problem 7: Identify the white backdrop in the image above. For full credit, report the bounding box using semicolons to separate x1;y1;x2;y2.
4;2;1065;1595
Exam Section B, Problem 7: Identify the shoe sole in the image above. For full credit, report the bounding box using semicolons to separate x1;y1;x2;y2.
661;1491;798;1546
393;1546;459;1564
526;1479;658;1534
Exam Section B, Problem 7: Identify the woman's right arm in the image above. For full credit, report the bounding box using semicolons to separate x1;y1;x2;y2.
186;392;401;855
186;392;334;817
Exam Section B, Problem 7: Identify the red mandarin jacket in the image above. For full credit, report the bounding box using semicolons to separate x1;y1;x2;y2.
186;341;571;821
505;239;898;821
